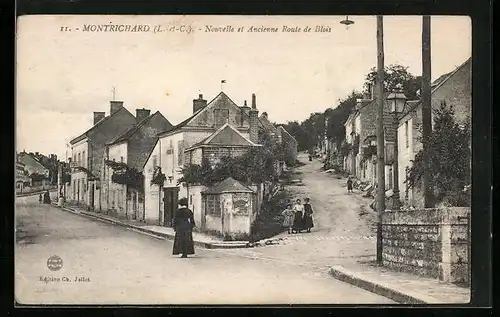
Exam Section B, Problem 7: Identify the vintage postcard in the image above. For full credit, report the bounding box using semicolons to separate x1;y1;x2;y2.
15;15;472;305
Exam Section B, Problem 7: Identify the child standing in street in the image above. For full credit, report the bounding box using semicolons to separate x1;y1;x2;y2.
281;204;295;234
347;177;353;193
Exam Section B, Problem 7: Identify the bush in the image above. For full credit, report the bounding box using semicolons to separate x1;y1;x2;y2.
407;102;470;207
249;190;292;241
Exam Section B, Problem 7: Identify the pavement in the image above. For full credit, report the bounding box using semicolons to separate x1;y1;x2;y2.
15;194;395;305
329;264;470;304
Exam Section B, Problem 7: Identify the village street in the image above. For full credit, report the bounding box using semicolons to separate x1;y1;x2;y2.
222;152;377;269
15;194;394;305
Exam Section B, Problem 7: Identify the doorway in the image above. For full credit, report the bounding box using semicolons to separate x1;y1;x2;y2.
132;191;137;220
162;187;179;227
89;184;95;211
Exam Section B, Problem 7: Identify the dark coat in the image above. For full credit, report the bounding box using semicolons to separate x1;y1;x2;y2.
172;207;195;255
303;203;314;229
43;191;51;204
347;180;353;190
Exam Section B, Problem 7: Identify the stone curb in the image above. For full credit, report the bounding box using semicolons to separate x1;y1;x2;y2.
53;203;248;250
328;265;427;304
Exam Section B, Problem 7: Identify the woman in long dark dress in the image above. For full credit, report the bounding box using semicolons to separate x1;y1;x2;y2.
172;198;195;258
43;190;51;204
303;198;314;233
292;199;304;233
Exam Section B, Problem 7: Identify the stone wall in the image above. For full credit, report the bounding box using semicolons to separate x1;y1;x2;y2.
382;207;470;285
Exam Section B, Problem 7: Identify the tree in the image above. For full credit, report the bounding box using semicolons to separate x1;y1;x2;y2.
364;64;422;100
406;102;470;207
326;91;363;148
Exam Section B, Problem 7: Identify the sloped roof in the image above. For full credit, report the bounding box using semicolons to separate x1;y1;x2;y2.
259;113;278;134
202;177;255;194
157;91;250;137
108;111;172;146
70;106;132;144
17;152;48;172
186;122;260;151
401;57;471;120
277;125;297;143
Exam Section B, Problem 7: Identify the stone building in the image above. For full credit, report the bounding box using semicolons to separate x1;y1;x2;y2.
397;57;471;207
343;85;396;188
276;125;298;166
100;110;172;219
68;101;137;207
143;91;262;227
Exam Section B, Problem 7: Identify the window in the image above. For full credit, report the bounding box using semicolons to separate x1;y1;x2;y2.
78;153;81;166
82;151;86;167
405;121;409;148
120;156;124;163
205;195;221;216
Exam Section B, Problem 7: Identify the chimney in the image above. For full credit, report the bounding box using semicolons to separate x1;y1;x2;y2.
93;111;105;125
249;93;259;143
136;108;151;122
193;94;207;113
240;100;250;119
110;101;124;114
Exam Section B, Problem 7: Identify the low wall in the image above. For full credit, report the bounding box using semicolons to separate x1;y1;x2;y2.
382;207;470;285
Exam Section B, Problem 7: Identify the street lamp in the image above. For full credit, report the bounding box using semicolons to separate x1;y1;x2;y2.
387;89;408;211
340;15;354;30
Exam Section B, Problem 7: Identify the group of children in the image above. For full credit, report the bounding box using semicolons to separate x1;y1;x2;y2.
281;198;315;234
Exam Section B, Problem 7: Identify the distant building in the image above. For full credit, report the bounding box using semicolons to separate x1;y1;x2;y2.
15;160;30;193
17;151;50;188
276;125;298;166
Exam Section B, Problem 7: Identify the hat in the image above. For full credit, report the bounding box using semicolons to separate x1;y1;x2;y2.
178;197;188;207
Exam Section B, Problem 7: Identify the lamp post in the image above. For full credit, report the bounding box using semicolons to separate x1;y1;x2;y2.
341;15;386;265
387;90;408;211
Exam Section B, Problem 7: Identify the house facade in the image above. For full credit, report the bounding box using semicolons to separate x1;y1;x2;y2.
100;110;173;220
342;85;404;189
17;152;50;188
68;101;137;207
397;58;471;207
15;160;30;193
143;92;261;227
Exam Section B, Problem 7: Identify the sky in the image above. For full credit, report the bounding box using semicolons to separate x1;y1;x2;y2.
16;15;471;160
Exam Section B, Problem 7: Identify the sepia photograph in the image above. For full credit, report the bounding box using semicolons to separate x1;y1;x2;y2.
15;14;472;305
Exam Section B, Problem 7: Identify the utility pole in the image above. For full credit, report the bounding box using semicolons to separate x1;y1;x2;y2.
376;15;386;265
421;16;434;208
